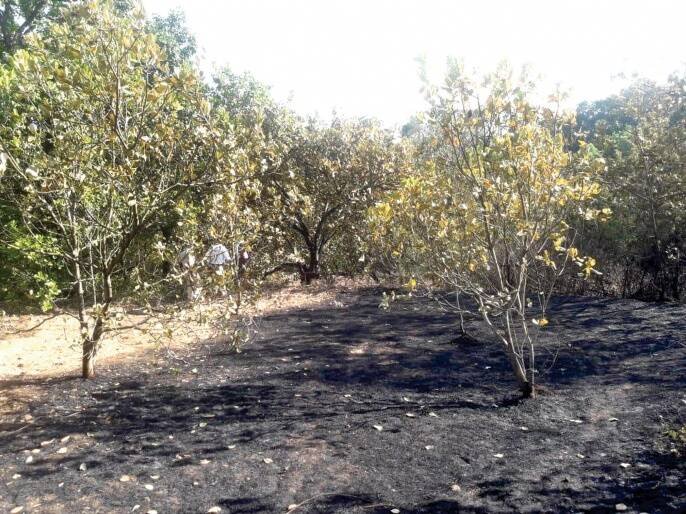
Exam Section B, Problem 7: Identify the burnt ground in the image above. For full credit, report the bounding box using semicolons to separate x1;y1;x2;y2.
1;290;685;514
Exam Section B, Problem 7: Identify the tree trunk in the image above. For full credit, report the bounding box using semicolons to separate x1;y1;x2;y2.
303;243;321;284
503;340;534;398
520;380;535;398
81;315;105;379
82;336;96;379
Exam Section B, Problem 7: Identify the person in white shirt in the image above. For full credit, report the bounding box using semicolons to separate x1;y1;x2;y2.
205;243;231;275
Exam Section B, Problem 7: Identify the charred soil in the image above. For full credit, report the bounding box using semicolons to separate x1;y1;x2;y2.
1;290;685;513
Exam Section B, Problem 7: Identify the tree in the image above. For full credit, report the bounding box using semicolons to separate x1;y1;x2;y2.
0;0;71;58
577;74;686;300
263;117;409;283
369;63;607;397
148;8;196;70
0;1;226;377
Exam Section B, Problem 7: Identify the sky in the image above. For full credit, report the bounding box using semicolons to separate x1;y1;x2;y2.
141;0;686;127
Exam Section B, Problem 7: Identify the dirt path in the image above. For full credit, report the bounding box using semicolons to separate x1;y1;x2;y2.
0;291;684;513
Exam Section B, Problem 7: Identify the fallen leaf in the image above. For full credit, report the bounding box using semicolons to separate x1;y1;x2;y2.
200;459;211;465
373;425;383;431
263;458;273;464
120;475;131;482
405;413;416;418
61;436;70;443
568;419;583;424
620;462;631;469
428;412;438;417
288;504;298;511
10;506;24;513
57;447;68;454
79;463;87;471
609;417;619;422
131;506;140;512
25;456;34;464
227;445;236;449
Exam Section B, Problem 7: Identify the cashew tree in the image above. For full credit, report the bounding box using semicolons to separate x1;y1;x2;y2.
0;1;233;377
369;63;607;397
262;117;409;283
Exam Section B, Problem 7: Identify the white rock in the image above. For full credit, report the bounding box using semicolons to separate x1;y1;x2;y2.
615;504;628;511
79;463;87;471
25;455;34;464
144;484;154;491
207;507;222;513
373;425;383;431
120;475;131;482
450;484;461;492
493;453;504;459
263;458;273;464
391;509;400;514
10;507;24;513
620;462;631;469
